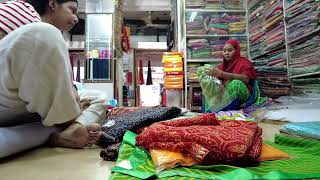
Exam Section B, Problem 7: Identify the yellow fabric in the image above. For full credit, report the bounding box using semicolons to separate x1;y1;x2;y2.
150;143;289;172
259;143;290;161
150;149;199;172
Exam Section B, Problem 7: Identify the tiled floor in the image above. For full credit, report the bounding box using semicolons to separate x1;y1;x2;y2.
0;147;115;180
0;121;284;180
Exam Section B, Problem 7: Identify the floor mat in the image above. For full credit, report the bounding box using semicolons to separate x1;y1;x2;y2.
110;131;320;180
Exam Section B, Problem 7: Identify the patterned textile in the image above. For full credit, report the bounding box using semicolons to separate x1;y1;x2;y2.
111;133;320;180
100;143;121;161
136;114;262;165
248;0;290;98
150;142;289;173
150;149;199;173
105;107;144;119
98;106;181;148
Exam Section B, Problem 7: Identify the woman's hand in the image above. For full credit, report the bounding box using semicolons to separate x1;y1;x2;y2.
80;100;90;110
205;67;223;78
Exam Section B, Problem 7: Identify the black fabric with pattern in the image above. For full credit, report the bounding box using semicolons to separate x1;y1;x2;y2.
100;143;121;161
98;106;181;148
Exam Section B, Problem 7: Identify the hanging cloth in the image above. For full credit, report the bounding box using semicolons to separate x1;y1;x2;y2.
146;60;153;85
138;60;144;85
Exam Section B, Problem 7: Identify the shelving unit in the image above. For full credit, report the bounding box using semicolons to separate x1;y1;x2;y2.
283;0;320;95
284;0;320;79
185;9;246;13
186;58;222;63
178;0;249;109
247;0;291;98
187;34;247;38
84;14;114;82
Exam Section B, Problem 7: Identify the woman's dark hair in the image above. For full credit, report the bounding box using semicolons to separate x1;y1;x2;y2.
25;0;78;16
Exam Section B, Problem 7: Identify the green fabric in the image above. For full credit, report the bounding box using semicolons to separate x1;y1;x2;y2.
110;132;320;180
225;80;250;102
197;65;267;112
203;79;252;112
208;23;229;30
197;65;232;112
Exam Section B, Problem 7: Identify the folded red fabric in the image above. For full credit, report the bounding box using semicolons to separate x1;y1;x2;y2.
136;114;262;165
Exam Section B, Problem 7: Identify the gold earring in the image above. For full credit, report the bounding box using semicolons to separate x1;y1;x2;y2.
50;3;55;10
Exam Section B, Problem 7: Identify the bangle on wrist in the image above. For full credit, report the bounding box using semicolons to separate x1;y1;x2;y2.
220;72;224;79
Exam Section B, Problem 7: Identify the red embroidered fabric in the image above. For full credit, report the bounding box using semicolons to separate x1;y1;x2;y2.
136;114;262;165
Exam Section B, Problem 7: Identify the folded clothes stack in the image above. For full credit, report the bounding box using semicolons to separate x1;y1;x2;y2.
285;0;320;79
248;0;290;98
186;14;206;35
186;0;206;8
223;0;243;9
187;39;212;59
205;0;225;9
209;37;247;58
281;122;320;140
204;0;243;9
292;78;320;95
207;13;245;35
286;0;320;42
187;63;202;81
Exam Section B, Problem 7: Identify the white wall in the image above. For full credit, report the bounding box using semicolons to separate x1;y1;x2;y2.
122;0;171;11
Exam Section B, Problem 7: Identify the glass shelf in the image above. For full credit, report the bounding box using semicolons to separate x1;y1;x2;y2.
186;36;248;60
185;11;247;36
186;0;245;10
85;14;113;81
186;9;246;13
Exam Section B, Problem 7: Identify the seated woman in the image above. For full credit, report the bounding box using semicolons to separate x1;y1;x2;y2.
203;39;266;112
0;0;103;158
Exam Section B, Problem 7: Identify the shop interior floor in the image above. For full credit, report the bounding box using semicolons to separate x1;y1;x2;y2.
0;121;284;180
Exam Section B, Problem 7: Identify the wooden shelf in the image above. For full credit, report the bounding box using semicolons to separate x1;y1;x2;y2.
186;9;246;13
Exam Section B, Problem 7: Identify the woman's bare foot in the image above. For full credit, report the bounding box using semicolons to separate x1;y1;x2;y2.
49;123;102;148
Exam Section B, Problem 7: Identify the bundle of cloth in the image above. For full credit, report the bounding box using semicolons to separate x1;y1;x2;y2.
248;0;291;98
209;38;226;58
263;0;285;54
186;0;205;8
187;63;202;81
281;122;320;140
249;0;286;60
255;66;291;98
229;21;246;34
292;78;320;94
99;106;182;161
289;35;320;76
210;37;247;58
205;0;225;9
204;0;243;9
136;114;263;166
186;14;206;35
223;0;243;9
206;13;245;35
187;39;212;59
285;0;320;41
